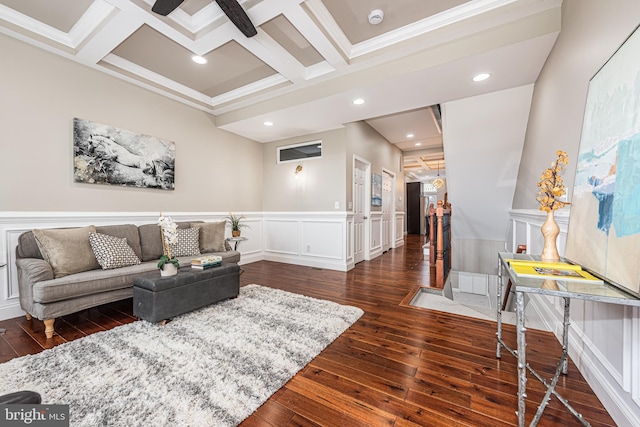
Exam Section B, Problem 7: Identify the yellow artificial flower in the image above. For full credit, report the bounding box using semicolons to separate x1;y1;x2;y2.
537;151;571;211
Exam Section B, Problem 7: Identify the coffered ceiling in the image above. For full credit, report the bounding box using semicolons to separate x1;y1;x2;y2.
0;0;562;180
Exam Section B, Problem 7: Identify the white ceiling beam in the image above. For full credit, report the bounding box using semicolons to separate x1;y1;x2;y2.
282;2;347;71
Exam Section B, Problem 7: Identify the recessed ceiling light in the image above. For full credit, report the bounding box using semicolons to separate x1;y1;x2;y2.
415;142;422;146
191;55;207;65
264;121;274;126
472;73;491;82
407;133;414;138
352;98;365;105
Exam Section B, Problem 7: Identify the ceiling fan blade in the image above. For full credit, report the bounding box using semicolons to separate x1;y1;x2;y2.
151;0;186;16
214;0;257;38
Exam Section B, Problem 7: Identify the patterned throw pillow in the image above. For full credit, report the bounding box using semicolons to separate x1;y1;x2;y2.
169;228;201;257
89;232;141;270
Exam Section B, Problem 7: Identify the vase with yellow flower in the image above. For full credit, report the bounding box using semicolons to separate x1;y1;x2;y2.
536;150;570;261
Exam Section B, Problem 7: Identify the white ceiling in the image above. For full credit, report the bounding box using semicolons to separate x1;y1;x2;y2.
0;0;562;180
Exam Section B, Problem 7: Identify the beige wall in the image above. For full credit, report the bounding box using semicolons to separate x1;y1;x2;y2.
345;122;404;212
262;122;403;213
513;0;640;208
261;128;347;212
0;34;263;212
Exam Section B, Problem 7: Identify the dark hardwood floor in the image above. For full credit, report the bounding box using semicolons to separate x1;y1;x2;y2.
0;235;615;426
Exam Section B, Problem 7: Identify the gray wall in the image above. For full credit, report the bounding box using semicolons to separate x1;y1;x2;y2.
511;2;640;424
261;122;403;213
345;122;405;212
513;0;640;208
261;129;347;212
0;34;263;212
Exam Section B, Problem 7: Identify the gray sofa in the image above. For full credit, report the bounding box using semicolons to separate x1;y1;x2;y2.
15;221;239;339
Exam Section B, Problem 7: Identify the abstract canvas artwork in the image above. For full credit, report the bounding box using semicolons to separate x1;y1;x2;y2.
565;25;640;296
73;118;175;190
372;173;382;206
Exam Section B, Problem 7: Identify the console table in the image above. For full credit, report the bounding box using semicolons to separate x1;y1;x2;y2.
496;252;640;427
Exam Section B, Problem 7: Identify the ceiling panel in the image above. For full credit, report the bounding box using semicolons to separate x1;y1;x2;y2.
0;0;93;32
111;25;276;97
320;0;471;44
181;0;214;16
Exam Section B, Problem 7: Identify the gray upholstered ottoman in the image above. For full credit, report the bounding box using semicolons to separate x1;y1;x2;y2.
133;263;240;323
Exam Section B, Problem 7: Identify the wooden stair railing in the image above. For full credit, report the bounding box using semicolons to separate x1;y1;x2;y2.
428;200;452;288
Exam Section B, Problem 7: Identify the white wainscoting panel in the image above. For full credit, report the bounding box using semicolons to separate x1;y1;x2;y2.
509;209;640;427
264;219;301;255
346;217;354;264
368;212;383;260
262;212;351;271
301;221;343;259
394;212;405;248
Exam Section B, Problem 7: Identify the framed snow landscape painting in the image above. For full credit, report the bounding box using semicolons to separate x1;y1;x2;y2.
73;118;175;190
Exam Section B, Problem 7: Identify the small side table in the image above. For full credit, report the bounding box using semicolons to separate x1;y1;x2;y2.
0;263;6;335
226;236;247;251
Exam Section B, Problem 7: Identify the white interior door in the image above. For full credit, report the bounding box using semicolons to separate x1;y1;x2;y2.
382;170;394;252
353;158;367;264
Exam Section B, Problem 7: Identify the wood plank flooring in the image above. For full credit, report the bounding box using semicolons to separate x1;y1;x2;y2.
0;235;616;426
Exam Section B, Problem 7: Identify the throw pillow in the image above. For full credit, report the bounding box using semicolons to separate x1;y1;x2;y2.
195;221;227;253
32;226;100;278
89;232;141;270
169;228;201;257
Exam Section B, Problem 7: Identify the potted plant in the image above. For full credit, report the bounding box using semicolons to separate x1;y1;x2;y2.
225;212;249;237
157;213;179;276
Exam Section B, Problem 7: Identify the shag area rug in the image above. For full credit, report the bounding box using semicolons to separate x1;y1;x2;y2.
0;284;363;426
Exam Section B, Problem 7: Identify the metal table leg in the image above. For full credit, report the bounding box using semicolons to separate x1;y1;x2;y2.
516;290;527;427
496;256;503;359
561;297;570;375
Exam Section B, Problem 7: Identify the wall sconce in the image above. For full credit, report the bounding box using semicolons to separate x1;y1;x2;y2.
295;165;303;178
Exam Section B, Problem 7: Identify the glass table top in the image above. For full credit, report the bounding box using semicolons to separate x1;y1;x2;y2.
499;252;640;306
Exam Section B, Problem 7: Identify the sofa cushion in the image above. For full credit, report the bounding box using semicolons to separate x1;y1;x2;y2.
17;231;44;259
95;224;143;260
32;261;159;304
138;224;163;262
170;228;201;257
90;232;141;270
32;226;100;278
139;221;194;262
194;221;227;253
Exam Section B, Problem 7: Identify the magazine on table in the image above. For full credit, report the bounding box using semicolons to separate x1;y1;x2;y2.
507;260;603;284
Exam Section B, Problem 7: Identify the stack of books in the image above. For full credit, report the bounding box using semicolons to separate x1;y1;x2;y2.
506;259;603;284
191;255;222;269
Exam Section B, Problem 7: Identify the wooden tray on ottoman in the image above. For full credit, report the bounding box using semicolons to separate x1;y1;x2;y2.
133;263;240;323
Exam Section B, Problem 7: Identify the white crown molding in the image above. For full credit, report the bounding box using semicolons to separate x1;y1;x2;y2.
0;4;75;48
350;0;519;58
210;74;289;106
304;0;353;59
102;53;214;104
68;0;116;47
